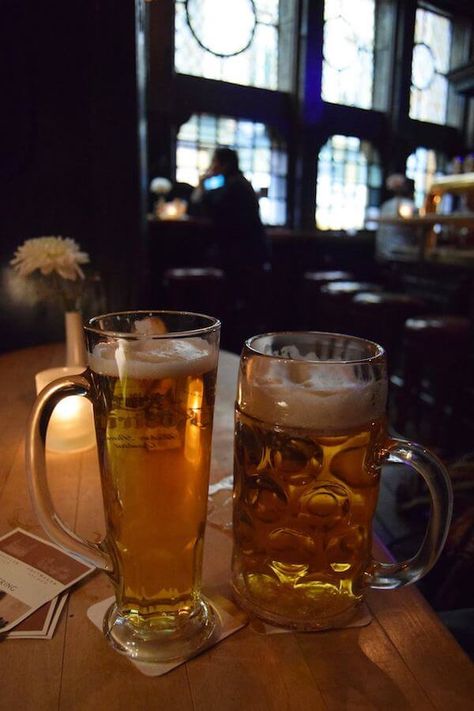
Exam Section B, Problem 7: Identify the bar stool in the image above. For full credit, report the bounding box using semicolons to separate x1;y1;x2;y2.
162;267;226;319
300;270;354;328
350;291;427;375
318;281;383;334
395;315;472;452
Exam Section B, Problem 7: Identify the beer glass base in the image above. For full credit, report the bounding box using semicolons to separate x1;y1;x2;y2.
103;598;217;664
231;584;360;632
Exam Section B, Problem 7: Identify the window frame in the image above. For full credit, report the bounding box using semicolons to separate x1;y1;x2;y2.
146;0;472;232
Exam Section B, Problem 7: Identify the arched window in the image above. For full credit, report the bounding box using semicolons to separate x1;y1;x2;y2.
410;7;453;125
176;113;287;225
175;0;280;89
406;147;448;209
316;135;382;230
321;0;376;109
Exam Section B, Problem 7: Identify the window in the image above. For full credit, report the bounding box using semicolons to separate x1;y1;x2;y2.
409;7;453;125
176;113;287;225
175;0;280;89
316;135;382;230
321;0;376;109
406;147;447;209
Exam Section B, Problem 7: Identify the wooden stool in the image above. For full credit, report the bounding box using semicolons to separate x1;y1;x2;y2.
395;315;472;453
318;281;382;334
300;270;354;328
350;291;427;374
162;267;226;319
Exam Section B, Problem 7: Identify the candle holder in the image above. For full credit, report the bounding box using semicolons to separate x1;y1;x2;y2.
35;367;96;453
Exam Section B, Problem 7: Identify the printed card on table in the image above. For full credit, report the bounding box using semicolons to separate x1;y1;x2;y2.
7;593;68;639
0;528;94;634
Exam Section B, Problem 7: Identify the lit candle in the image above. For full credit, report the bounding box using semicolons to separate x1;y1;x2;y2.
35;367;96;453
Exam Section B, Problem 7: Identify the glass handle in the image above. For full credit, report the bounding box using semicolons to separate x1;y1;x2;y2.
368;438;453;589
25;373;113;572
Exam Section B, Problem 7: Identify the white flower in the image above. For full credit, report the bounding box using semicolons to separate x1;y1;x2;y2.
10;236;90;281
150;177;172;195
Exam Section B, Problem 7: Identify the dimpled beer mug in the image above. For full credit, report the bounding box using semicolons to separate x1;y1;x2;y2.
26;311;220;662
232;332;453;631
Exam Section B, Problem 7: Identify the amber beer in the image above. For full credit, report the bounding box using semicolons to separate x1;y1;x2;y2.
26;312;221;662
89;340;217;621
233;412;386;628
232;333;389;630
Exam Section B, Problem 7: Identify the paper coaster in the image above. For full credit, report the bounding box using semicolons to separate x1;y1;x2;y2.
87;593;248;677
248;601;372;634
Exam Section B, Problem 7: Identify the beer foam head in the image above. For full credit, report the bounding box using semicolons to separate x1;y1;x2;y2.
240;350;387;431
88;337;216;380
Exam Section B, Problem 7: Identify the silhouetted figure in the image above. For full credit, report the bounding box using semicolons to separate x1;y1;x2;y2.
375;174;418;261
190;147;271;348
190;147;270;272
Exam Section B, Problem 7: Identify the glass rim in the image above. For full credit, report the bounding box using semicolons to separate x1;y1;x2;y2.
244;331;385;364
84;310;221;339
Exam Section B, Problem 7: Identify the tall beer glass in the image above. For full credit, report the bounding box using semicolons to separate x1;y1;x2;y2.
232;332;452;630
26;311;220;662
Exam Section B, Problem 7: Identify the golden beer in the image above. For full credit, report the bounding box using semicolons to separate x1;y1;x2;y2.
233;409;386;628
231;332;389;630
91;363;217;621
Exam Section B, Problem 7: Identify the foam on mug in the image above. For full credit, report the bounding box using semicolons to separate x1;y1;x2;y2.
88;337;216;380
241;352;387;431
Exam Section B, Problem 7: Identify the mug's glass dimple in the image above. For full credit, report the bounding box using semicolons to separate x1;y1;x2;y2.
231;332;453;631
26;311;221;663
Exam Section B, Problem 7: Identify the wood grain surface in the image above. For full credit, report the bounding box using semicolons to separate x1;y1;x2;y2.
0;344;472;711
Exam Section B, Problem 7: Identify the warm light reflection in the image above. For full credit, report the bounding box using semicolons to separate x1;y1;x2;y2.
398;201;415;219
156;198;188;221
35;367;96;454
185;378;203;465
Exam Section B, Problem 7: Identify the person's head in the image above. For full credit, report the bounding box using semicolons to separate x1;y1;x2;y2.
210;148;240;176
386;173;414;198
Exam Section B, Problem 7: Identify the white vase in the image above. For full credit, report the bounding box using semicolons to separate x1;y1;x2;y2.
65;311;87;367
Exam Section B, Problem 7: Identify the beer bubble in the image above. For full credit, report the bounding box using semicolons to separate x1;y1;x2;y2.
246;476;287;523
234;518;257;555
268;527;317;563
299;483;350;530
330;434;378;488
235;422;266;473
270;437;323;482
330;562;352;573
326;525;367;565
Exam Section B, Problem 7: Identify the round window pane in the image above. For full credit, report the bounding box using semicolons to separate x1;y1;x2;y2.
412;43;435;90
186;0;256;57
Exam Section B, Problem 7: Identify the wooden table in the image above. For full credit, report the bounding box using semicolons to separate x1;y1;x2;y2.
0;344;472;710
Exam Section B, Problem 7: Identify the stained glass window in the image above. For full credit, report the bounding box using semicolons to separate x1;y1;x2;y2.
316;135;382;230
176;113;287;225
406;147;447;209
175;0;280;89
321;0;375;109
409;8;452;125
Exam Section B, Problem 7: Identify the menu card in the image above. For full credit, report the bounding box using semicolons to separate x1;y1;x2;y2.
0;528;94;636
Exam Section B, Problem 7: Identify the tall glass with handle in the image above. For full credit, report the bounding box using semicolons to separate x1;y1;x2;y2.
232;332;453;630
26;311;220;663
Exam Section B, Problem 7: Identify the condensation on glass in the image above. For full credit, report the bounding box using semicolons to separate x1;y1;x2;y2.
406;147;448;209
175;0;279;90
176;113;287;225
321;0;375;109
410;8;452;125
316;135;382;231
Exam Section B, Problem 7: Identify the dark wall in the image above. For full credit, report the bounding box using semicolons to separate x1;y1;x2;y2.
0;0;146;352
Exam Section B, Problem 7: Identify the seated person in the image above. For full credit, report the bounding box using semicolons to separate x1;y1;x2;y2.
375;174;418;261
189;147;271;276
